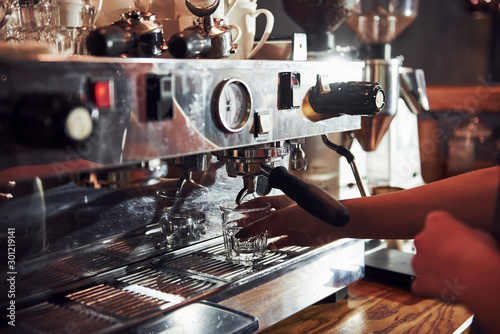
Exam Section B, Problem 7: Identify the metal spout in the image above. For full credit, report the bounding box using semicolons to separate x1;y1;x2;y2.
353;58;402;151
289;139;308;171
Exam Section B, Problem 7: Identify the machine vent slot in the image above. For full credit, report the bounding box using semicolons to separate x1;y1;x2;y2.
17;301;117;333
117;267;218;298
57;252;129;276
66;284;168;319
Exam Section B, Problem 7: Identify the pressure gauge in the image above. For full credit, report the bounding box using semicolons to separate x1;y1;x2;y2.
212;78;253;133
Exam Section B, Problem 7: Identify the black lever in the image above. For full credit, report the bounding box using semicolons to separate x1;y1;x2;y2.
260;165;349;227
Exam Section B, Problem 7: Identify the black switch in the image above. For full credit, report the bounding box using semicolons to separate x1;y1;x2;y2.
278;72;301;110
146;74;174;121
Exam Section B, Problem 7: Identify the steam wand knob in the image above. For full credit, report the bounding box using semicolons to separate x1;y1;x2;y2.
304;76;385;121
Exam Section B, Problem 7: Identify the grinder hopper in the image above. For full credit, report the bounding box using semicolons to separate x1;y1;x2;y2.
346;0;419;58
281;0;360;53
347;0;419;151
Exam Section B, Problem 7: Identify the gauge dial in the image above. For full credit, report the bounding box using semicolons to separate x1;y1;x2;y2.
212;78;252;133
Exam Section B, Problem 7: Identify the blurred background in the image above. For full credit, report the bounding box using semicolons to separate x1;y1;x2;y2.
257;0;499;85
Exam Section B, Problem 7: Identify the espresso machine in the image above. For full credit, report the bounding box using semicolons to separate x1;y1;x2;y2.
0;1;385;333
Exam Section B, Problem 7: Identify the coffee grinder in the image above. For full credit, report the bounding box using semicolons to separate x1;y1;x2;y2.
281;0;360;60
344;0;429;194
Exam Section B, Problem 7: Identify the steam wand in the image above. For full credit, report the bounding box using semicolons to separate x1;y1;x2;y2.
321;134;367;198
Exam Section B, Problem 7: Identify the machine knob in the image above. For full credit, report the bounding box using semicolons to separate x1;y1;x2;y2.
305;78;385;121
13;94;95;146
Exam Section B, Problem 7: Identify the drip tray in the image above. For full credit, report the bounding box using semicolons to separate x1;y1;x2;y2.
6;237;362;334
137;302;259;334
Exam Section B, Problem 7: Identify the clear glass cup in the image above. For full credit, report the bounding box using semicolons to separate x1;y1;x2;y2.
55;1;96;54
3;1;38;43
34;0;59;46
156;189;208;248
220;201;270;262
0;0;13;31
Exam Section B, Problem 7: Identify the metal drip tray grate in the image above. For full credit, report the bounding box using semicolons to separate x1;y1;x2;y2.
18;264;82;294
103;236;161;259
15;252;131;300
66;284;169;319
117;267;218;299
17;302;117;333
163;253;254;282
161;244;312;282
7;237;352;334
58;253;129;276
12;266;225;333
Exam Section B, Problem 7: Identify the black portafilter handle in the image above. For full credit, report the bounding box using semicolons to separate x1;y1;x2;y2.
308;81;385;117
260;165;350;227
167;27;212;58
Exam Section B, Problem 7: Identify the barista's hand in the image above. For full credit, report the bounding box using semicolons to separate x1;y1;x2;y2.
0;193;13;202
411;210;500;333
0;181;15;202
235;195;341;250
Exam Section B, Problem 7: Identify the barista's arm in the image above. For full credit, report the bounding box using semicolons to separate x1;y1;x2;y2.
0;159;102;184
0;159;102;201
340;165;498;240
237;166;499;248
0;180;15;201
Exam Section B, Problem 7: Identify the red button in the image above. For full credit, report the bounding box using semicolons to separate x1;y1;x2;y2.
93;81;113;109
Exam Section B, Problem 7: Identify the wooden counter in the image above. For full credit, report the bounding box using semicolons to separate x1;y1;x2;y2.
259;279;473;334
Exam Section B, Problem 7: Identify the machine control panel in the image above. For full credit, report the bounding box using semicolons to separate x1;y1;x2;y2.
91;80;115;110
252;109;272;138
146;74;174;121
278;72;302;109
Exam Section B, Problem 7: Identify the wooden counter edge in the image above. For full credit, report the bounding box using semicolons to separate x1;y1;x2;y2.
259;279;474;334
427;86;500;113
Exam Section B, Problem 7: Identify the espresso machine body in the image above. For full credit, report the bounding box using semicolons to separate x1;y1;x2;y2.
0;54;369;333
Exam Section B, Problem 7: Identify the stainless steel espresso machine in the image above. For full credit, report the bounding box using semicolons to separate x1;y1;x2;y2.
0;1;385;333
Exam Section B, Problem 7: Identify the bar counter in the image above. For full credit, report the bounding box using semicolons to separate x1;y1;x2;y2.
258;279;473;334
